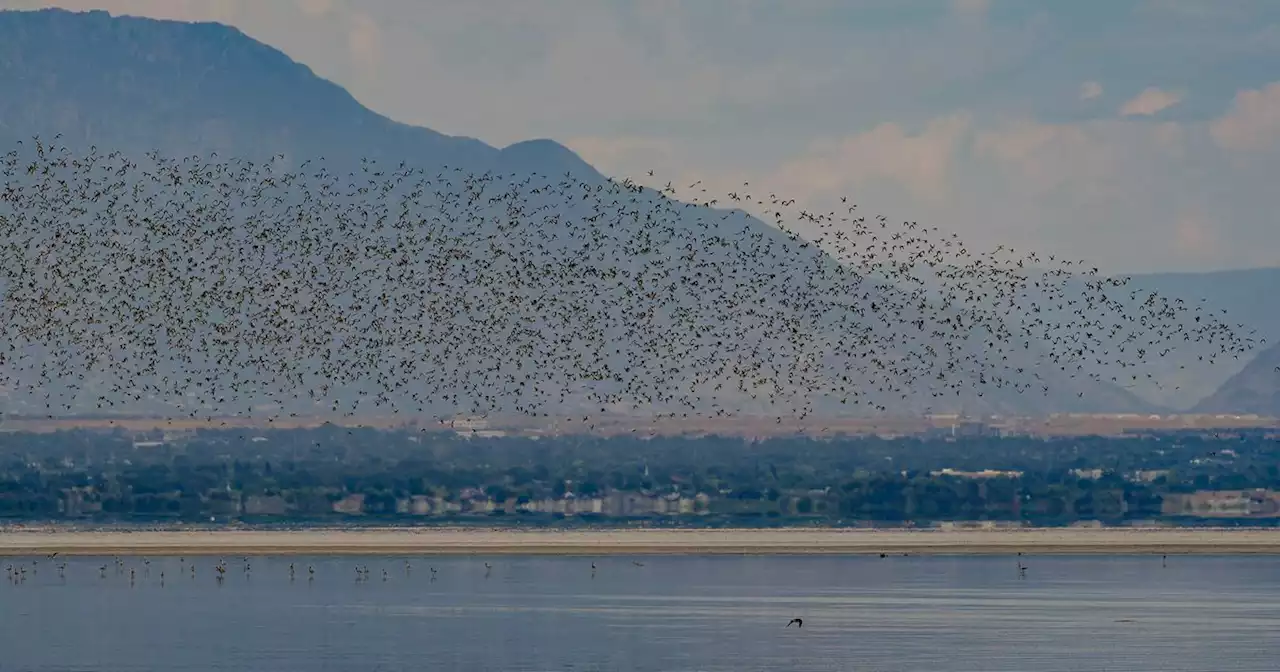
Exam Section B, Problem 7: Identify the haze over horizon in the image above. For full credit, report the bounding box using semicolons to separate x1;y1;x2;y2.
5;0;1279;275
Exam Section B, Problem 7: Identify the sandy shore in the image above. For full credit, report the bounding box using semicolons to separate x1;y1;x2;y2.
1;527;1279;556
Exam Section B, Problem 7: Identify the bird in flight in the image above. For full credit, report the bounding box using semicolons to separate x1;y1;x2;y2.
0;137;1258;428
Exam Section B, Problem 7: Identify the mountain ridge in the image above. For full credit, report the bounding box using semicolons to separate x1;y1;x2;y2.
0;7;597;176
0;7;1213;419
1193;340;1280;416
1117;266;1280;409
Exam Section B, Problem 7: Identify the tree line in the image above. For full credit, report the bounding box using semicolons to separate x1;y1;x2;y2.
0;425;1277;525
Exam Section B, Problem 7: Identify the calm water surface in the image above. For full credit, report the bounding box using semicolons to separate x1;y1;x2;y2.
3;554;1279;671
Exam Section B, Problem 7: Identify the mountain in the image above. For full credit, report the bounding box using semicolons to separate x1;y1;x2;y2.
1123;267;1280;338
1192;340;1280;416
1117;267;1280;409
0;8;1154;419
0;8;599;177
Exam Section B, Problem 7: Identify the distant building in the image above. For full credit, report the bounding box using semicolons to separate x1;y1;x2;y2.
332;493;366;515
935;520;1022;530
456;429;507;439
463;498;497;514
1129;469;1169;483
930;468;1023;479
407;495;432;515
447;416;489;431
1162;489;1280;518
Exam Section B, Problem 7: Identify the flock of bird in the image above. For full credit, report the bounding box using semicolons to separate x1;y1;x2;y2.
0;138;1260;423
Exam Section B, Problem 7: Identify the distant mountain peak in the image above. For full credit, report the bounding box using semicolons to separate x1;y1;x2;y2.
499;139;600;179
501;138;576;155
0;7;575;173
0;8;607;179
1193;340;1280;415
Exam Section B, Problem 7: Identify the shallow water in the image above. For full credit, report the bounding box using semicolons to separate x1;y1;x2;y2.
4;554;1279;671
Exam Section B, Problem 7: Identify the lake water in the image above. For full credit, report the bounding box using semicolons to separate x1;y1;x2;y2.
3;554;1279;671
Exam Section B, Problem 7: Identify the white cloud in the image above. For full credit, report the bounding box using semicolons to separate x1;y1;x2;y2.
772;114;972;204
1119;87;1184;116
952;0;991;16
564;136;678;176
346;11;380;70
740;108;1280;273
1172;211;1222;261
974;120;1080;162
294;0;334;19
4;0;1280;275
1210;81;1280;152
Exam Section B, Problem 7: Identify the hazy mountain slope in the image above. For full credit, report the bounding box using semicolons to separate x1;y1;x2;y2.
1192;340;1280;415
953;266;1276;411
1117;267;1280;409
1124;267;1280;336
0;8;600;177
0;8;1153;419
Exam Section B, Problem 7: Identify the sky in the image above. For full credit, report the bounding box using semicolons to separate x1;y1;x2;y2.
5;0;1280;273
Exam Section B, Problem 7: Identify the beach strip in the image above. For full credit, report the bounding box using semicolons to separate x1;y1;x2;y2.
2;527;1280;556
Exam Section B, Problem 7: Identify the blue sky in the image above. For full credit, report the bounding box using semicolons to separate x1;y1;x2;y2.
8;0;1280;273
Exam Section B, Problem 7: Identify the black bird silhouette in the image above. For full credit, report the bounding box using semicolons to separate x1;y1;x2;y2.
786;618;803;628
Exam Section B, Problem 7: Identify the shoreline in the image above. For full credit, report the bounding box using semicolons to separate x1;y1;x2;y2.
2;527;1280;557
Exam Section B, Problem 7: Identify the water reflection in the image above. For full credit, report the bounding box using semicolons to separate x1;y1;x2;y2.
4;554;1280;671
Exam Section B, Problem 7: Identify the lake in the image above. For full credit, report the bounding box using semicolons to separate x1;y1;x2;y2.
3;554;1278;671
